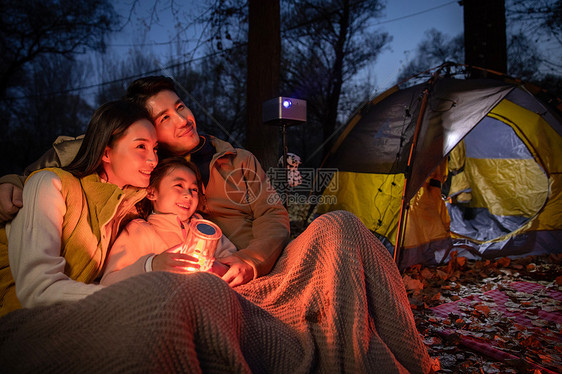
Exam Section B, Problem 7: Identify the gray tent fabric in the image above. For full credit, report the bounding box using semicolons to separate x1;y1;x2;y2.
406;78;513;201
328;84;423;175
0;211;431;373
327;78;513;196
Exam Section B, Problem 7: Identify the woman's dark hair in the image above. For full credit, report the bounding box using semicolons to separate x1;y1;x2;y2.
64;100;152;179
137;157;206;219
125;75;178;110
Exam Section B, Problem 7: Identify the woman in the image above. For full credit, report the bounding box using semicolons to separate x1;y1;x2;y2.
0;100;161;316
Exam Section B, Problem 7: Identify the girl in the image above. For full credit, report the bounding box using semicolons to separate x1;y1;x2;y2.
0;100;160;316
100;157;236;286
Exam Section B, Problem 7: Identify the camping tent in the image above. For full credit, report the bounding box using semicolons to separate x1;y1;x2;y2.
315;68;562;270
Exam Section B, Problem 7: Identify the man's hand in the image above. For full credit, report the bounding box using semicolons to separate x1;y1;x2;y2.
216;255;254;287
209;261;230;277
0;183;23;223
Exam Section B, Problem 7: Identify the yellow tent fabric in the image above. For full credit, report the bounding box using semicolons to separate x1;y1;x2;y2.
319;172;403;240
403;161;450;249
489;100;562;232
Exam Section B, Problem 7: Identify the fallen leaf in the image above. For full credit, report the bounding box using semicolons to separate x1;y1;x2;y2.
431;292;442;302
496;257;511;267
436;269;449;280
430;356;441;371
403;275;424;292
474;304;490;317
421;267;434;279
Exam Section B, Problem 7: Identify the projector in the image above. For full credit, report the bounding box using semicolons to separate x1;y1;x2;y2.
262;97;307;126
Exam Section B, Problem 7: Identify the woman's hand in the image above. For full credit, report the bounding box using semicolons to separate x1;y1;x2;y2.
152;252;200;273
215;256;254;287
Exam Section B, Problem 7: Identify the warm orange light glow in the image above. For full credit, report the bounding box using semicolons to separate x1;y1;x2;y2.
181;219;222;272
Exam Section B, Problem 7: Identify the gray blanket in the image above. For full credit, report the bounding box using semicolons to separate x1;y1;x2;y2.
0;211;431;373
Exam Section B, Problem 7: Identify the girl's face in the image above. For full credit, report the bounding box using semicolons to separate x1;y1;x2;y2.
101;119;158;189
147;166;199;222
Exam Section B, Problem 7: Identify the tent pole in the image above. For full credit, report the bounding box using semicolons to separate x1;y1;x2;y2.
281;123;288;210
393;86;431;266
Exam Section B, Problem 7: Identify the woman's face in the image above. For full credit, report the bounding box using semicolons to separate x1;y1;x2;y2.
147;166;199;222
102;119;158;189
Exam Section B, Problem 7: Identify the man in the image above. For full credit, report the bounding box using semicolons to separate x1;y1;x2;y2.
0;76;290;287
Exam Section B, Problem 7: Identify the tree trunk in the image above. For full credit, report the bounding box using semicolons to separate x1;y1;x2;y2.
246;0;281;171
463;0;507;78
323;0;350;158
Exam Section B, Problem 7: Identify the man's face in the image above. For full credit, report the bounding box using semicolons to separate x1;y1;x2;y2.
146;90;200;155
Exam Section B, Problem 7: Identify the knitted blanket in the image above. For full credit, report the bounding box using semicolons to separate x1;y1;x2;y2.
0;211;430;373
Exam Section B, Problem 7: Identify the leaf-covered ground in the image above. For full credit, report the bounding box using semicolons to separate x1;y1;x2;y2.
288;205;561;373
403;253;562;374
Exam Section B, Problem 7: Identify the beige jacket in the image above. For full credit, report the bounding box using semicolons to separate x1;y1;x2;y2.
201;137;290;279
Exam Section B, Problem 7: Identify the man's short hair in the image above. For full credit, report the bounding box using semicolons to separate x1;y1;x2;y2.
125;76;179;110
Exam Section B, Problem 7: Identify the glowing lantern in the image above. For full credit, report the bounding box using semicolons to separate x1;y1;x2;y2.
181;219;222;271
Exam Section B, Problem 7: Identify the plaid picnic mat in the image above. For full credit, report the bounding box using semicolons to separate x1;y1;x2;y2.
430;281;562;373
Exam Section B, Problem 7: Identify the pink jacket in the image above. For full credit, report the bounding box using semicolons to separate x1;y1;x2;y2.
101;213;236;286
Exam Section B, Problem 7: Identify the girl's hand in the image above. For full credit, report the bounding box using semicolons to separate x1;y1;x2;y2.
164;243;184;254
152;252;200;273
215;256;254;287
